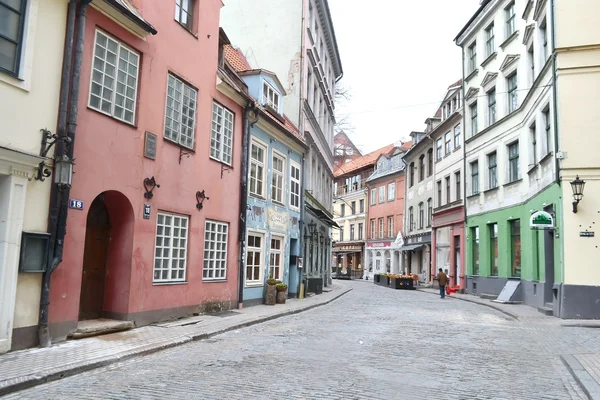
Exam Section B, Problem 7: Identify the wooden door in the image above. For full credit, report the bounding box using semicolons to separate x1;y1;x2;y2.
79;197;110;321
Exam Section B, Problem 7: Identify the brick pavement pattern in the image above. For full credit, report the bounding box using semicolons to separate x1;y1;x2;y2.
3;281;596;400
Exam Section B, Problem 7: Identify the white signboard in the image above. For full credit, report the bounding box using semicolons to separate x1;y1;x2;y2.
529;211;554;230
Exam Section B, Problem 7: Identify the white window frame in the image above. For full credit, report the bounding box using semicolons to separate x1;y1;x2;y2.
89;30;139;125
485;23;495;57
269;235;284;281
262;80;280;112
249;138;267;198
387;216;394;238
210;102;234;165
370;188;377;206
370;219;376;239
378;218;384;239
271;151;286;204
246;231;265;286
164;73;198;149
153;212;189;283
203;220;229;281
289;160;301;210
388;182;395;201
505;2;516;38
379;186;385;203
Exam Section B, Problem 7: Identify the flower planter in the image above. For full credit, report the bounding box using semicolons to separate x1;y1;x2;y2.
265;284;276;305
374;275;381;284
276;291;286;304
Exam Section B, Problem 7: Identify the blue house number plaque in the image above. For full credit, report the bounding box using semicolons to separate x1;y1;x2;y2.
69;199;84;210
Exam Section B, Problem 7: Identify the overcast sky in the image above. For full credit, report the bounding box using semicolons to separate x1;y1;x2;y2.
329;0;481;154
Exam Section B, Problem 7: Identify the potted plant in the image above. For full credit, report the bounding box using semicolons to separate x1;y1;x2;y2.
265;276;277;305
276;283;287;304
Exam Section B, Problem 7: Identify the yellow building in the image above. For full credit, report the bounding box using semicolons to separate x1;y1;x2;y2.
0;0;67;352
555;0;600;318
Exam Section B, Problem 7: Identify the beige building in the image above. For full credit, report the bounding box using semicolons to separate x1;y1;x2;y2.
0;0;66;353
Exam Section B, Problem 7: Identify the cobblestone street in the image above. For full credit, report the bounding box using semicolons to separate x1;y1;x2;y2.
4;281;597;400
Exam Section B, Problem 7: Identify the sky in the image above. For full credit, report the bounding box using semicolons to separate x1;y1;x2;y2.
328;0;481;154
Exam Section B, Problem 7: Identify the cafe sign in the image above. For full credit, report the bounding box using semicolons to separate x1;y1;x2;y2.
529;210;554;230
267;208;289;231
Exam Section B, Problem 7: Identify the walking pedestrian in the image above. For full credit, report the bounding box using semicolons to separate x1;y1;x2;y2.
437;268;448;299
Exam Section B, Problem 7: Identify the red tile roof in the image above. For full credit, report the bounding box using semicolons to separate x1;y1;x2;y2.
333;141;412;177
224;45;252;73
447;78;463;89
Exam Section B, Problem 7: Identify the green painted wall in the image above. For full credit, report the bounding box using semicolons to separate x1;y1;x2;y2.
466;184;563;284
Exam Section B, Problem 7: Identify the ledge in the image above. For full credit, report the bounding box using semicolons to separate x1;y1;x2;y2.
527;164;539;175
500;30;520;49
484;186;499;194
465;69;479;82
504;178;523;188
540;151;554;164
467;192;480;199
481;52;497;68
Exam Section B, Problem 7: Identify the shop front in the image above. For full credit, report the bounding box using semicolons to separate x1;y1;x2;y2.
400;233;432;283
364;234;404;280
332;242;363;279
432;206;465;288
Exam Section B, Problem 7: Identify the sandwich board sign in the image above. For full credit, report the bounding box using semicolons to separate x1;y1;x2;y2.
529;210;554;230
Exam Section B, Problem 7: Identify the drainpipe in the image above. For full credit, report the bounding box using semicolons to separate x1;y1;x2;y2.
38;0;92;348
460;44;468;292
237;103;258;309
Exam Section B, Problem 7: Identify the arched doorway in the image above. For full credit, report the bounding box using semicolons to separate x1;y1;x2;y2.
79;195;111;320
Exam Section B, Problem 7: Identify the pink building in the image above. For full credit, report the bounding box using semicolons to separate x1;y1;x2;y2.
45;0;245;343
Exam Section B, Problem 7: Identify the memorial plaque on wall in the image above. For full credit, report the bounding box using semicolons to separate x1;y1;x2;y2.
144;131;157;160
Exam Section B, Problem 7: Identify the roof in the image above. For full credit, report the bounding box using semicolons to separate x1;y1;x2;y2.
224;45;252;73
333;141;412;177
454;0;491;43
106;0;157;34
448;78;463;89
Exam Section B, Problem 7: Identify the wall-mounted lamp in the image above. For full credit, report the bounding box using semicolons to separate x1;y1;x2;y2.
196;190;210;210
307;221;317;238
319;233;324;245
54;154;73;189
570;175;586;213
143;176;160;199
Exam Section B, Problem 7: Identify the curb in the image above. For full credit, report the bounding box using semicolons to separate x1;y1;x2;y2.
416;288;519;321
0;286;352;397
561;355;600;399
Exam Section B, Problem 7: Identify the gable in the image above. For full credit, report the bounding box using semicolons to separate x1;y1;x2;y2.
499;54;520;73
533;0;548;22
523;24;536;45
465;87;480;101
481;72;498;88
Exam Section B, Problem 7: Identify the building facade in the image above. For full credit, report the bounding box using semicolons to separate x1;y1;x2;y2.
44;0;248;344
402;132;434;282
457;0;560;312
220;0;343;293
430;81;466;288
334;131;362;167
364;144;410;280
0;0;67;353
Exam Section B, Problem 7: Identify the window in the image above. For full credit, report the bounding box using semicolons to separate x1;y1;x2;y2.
409;163;415;187
508;142;520;182
445;176;450;204
340;204;345;217
388;216;394;237
445;132;451;154
203;220;229;280
210;102;233;163
543;107;551;155
471;161;479;195
89;30;140;124
541;20;548;60
510;219;521;277
488;152;498;189
530;123;537;165
488;89;496;126
408;207;414;232
0;0;26;75
472;227;480;275
358;223;363;240
470;102;478;134
490;223;498;276
378;218;384;239
290;162;301;209
505;2;516;38
388;182;395;201
419;155;425;181
436;139;443;161
427;198;432;227
263;81;280;112
379;186;385;203
370;219;376;239
455;171;461;201
454;124;461;149
249;140;266;197
427;149;433;177
350;224;355;240
153;213;189;283
165;74;198;149
485;24;495;57
370;188;377;206
527;45;535;84
246;233;264;285
468;42;477;73
175;0;193;31
339;227;344;242
359;199;365;213
351;201;356;215
418;203;424;229
507;74;518;113
436;181;442;206
269;236;283;280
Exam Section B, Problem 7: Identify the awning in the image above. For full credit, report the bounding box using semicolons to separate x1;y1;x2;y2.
306;205;341;229
399;244;424;252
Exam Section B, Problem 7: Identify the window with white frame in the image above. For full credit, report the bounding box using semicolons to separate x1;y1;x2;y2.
468;42;477;73
370;188;377;205
388;182;395;201
508;142;520;182
290;161;301;209
530;123;537;165
488;89;497;126
408;207;414;232
454;124;462;148
471;161;479;195
370;219;376;239
507;74;518;113
388;216;394;237
418;202;424;229
269;236;283;280
488;152;498;189
445;132;452;154
210;102;234;164
153;213;189;283
263;81;280;112
378;218;384;238
246;232;264;285
470;102;478;135
249;140;266;197
505;2;516;38
485;24;495;57
164;74;198;149
271;152;285;204
436;138;443;161
543;107;551;155
541;20;548;60
0;0;27;76
203;220;228;280
427;198;433;226
175;0;194;31
379;186;385;203
89;30;139;124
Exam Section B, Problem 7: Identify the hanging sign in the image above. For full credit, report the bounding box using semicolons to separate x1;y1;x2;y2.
530;211;554;230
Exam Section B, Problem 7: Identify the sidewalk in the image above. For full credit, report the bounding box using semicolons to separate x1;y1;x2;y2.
0;282;351;396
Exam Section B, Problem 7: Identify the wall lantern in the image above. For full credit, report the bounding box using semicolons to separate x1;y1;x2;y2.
54;154;73;189
19;232;51;273
319;233;324;245
570;175;586;213
143;176;160;199
307;221;317;238
196;190;210;210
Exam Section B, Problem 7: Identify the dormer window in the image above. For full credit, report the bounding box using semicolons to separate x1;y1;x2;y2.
262;81;280;112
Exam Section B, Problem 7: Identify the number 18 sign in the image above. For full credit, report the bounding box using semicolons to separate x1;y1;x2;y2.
69;199;84;210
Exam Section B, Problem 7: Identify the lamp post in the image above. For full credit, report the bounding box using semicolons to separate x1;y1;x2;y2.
570;175;586;213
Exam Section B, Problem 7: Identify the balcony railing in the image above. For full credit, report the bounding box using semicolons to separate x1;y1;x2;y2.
335;180;367;197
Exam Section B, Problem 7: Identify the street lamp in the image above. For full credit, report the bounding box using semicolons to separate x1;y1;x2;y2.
54;154;73;189
570;175;586;213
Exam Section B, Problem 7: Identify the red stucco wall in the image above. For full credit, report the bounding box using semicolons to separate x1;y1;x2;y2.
366;174;406;239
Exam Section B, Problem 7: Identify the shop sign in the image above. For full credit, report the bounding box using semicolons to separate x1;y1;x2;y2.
406;233;431;244
267;208;289;231
580;231;595;237
367;241;391;248
530;211;554;230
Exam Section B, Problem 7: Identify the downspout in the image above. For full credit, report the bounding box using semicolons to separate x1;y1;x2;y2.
237;102;258;309
460;44;468;292
39;0;92;347
298;1;306;296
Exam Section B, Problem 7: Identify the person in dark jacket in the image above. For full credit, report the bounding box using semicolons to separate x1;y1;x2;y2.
437;268;448;299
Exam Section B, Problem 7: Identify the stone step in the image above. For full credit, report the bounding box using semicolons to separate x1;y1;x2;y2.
537;306;553;316
479;293;497;300
69;319;134;339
